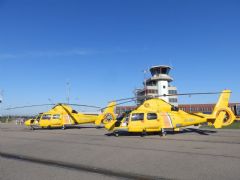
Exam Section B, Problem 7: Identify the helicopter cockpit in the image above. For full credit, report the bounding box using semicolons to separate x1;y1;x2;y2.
115;111;131;127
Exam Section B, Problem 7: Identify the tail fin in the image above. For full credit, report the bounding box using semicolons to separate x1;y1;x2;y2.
211;90;235;128
95;102;116;126
212;90;231;115
103;101;116;115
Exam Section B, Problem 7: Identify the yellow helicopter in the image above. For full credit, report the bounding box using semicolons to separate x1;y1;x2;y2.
7;102;116;129
105;90;236;136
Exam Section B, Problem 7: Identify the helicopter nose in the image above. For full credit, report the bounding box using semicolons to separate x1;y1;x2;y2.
24;120;31;126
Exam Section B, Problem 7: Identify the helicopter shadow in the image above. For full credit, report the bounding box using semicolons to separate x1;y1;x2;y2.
166;128;217;136
105;128;217;137
27;125;104;131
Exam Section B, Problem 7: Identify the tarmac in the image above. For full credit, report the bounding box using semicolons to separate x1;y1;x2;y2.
0;123;240;180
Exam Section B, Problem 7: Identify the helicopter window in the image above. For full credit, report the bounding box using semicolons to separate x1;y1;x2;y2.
36;115;41;121
131;113;144;121
42;114;52;120
117;113;125;121
147;113;158;120
72;110;78;114
53;114;60;119
125;114;129;122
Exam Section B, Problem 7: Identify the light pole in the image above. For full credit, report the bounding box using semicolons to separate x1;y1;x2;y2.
143;69;148;101
66;81;70;104
0;90;3;104
0;90;3;118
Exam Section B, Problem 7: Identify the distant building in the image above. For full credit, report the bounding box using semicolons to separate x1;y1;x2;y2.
135;65;178;106
179;103;240;116
116;103;240;117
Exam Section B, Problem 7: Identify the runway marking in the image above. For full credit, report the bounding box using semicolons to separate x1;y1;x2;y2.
0;151;168;180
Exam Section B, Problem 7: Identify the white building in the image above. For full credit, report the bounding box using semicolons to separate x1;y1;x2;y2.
135;65;178;106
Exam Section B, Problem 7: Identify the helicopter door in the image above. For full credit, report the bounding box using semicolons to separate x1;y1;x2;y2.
62;114;72;125
52;114;61;126
160;112;173;129
129;113;145;132
145;113;160;131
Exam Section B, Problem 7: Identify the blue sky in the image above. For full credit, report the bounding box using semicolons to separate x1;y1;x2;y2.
0;0;239;115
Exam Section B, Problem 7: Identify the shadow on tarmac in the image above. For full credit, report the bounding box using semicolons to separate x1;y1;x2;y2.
105;128;217;137
25;126;104;131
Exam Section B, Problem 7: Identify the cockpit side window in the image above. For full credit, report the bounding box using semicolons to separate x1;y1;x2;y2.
147;113;158;120
42;114;52;120
53;114;61;119
131;113;144;121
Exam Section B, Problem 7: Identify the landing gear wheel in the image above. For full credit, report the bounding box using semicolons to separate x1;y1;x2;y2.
161;129;166;136
30;126;35;130
114;131;119;137
141;131;147;137
162;132;167;136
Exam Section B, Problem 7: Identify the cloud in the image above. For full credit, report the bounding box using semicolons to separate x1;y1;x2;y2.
0;47;148;60
0;49;93;60
0;53;18;59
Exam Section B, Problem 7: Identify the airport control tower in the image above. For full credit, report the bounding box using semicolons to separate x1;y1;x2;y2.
135;65;178;106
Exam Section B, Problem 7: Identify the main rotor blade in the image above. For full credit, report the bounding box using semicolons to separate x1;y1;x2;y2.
66;103;101;109
113;91;231;102
5;103;101;111
5;104;55;110
100;99;136;111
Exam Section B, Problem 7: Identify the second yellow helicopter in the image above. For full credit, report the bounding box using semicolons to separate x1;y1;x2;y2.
24;102;116;129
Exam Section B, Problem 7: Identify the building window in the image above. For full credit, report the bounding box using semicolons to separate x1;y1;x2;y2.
169;90;177;94
161;68;168;74
169;98;177;103
236;105;240;116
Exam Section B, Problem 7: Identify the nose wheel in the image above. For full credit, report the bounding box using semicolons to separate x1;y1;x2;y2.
161;129;166;136
113;131;119;137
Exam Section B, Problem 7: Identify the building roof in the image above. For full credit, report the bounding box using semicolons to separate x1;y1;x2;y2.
150;65;172;70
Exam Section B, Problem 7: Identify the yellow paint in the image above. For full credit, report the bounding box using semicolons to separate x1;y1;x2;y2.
105;90;236;135
25;102;116;129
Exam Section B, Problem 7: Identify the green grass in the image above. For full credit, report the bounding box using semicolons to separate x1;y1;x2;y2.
222;121;240;129
201;121;240;129
0;116;32;123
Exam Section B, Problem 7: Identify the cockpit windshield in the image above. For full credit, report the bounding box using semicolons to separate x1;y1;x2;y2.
117;111;131;121
36;115;41;121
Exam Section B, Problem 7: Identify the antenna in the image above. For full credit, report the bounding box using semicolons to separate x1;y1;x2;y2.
48;98;54;104
142;68;149;100
66;81;70;104
0;90;2;117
